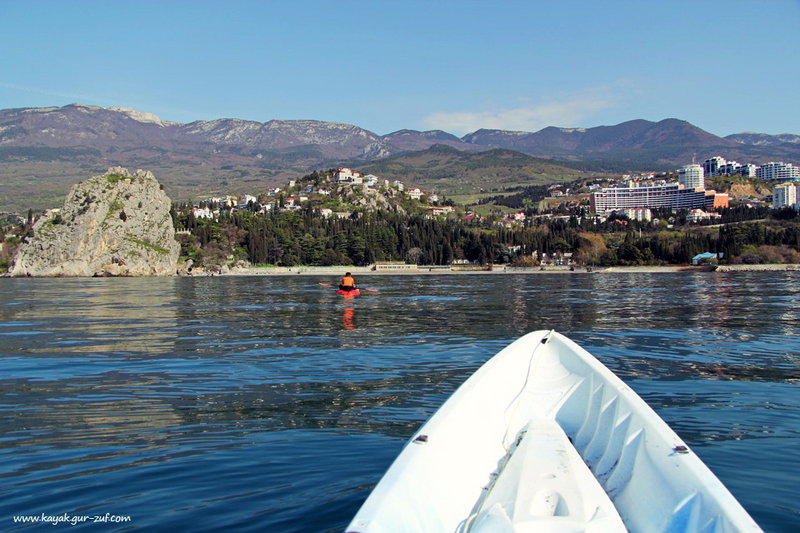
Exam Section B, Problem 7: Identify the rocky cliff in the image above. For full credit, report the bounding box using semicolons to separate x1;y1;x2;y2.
10;167;180;277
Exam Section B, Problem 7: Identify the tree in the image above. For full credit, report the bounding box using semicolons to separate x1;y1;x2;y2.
574;232;607;265
406;247;423;264
617;233;644;265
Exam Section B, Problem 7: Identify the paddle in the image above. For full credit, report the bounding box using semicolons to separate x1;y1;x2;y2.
317;282;379;292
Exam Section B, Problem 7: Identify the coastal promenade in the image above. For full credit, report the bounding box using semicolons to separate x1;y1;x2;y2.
219;264;800;276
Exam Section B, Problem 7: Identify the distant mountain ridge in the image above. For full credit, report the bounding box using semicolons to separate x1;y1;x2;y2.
459;119;783;167
0;103;387;159
0;103;798;212
357;143;588;197
725;132;800;146
2;103;798;165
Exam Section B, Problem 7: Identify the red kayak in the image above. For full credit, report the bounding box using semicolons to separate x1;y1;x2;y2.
337;288;361;297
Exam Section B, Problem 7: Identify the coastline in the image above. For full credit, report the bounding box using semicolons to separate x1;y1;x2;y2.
217;264;800;276
6;263;798;278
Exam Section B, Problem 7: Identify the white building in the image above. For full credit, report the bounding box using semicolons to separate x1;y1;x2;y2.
192;206;214;219
773;183;799;209
757;162;800;181
718;161;741;175
686;209;722;223
703;157;726;177
430;205;454;216
737;164;758;177
618;208;652;221
209;196;237;207
678;164;705;189
333;168;362;183
407;187;422;200
392;180;405;191
591;182;728;214
239;194;258;206
333;168;353;181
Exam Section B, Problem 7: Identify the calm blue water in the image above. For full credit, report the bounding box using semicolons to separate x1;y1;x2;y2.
0;273;798;532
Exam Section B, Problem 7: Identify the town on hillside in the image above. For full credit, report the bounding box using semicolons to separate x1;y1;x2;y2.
187;167;454;222
185;156;800;225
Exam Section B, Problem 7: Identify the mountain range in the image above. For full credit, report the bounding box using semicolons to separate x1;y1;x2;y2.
0;103;798;212
358;144;589;198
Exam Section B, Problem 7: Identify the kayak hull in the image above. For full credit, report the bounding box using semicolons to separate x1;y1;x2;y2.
347;330;761;533
338;288;360;297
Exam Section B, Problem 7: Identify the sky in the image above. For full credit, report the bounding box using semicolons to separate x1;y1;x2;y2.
1;0;798;137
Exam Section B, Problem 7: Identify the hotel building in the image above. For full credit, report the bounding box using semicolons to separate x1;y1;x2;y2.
757;162;800;182
678;164;705;189
590;182;729;215
702;157;726;178
773;183;799;209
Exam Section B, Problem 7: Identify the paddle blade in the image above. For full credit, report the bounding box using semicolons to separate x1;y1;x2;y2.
318;283;333;286
364;288;379;292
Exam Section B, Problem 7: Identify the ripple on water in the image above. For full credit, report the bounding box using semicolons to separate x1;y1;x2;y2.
0;274;798;531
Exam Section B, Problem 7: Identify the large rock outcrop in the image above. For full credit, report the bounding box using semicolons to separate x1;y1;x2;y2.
10;167;180;277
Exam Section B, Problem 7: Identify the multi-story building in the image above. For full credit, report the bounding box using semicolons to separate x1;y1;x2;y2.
590;182;728;215
238;194;257;206
757;162;800;182
703;157;726;177
333;167;363;183
686;209;722;223
719;161;742;175
737;164;758;177
702;156;760;177
620;208;652;221
773;183;799;209
678;164;704;189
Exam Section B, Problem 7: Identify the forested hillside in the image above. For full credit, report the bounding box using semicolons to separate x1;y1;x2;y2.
170;205;800;270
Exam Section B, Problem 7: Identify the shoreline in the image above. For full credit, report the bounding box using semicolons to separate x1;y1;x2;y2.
5;263;798;278
218;264;800;276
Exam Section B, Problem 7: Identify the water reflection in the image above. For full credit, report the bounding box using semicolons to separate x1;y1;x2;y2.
1;273;798;532
0;277;179;357
342;305;356;330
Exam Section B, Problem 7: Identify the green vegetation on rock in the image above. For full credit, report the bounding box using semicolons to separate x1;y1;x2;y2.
125;235;170;255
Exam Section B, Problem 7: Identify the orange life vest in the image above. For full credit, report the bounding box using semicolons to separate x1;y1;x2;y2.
341;275;355;288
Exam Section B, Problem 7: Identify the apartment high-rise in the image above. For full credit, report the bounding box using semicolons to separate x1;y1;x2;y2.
678;164;705;189
757;162;800;182
773;183;799;209
703;157;726;177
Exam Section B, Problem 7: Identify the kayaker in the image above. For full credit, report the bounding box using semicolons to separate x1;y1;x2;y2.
339;272;357;292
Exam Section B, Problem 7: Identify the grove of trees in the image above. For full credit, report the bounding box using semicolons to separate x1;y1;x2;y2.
173;203;800;269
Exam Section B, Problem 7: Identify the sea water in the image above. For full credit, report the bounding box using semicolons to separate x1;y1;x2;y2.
0;273;798;531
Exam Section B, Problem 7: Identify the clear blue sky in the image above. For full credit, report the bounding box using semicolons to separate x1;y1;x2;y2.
1;0;798;137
